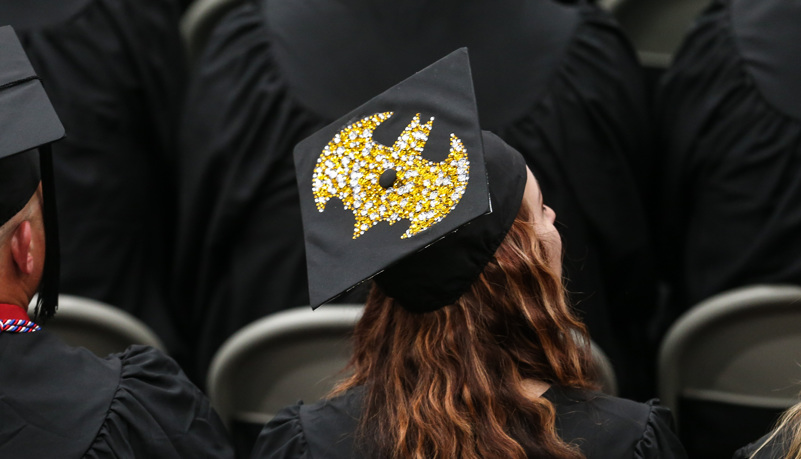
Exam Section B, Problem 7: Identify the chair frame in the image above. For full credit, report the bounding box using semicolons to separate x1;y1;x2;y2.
207;305;364;427
658;284;801;422
31;294;166;354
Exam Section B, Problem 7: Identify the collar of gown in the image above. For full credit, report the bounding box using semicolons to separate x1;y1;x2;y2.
0;303;31;321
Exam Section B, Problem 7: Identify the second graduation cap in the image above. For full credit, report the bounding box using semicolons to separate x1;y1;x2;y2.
295;48;527;312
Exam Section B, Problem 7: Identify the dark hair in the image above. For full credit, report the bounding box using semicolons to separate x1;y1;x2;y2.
332;199;596;458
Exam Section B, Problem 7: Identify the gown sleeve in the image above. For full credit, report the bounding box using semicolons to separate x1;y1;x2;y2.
249;404;309;459
83;345;234;458
634;402;689;459
732;432;786;459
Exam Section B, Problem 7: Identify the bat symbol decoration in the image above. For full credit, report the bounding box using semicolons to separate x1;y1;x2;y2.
312;112;470;239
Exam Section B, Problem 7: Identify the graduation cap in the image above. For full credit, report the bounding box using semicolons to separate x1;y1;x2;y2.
0;26;65;320
294;48;527;313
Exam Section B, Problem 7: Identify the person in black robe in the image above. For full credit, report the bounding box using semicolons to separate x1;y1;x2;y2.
0;26;233;458
177;0;657;397
656;1;801;457
249;51;685;458
0;336;235;458
656;0;801;322
1;0;187;357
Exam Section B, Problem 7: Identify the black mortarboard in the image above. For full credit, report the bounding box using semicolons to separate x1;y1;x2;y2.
0;26;65;320
295;48;527;313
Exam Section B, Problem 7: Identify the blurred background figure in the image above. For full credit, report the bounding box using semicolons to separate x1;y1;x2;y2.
654;1;801;456
1;0;188;356
656;0;801;325
176;0;658;396
0;26;233;458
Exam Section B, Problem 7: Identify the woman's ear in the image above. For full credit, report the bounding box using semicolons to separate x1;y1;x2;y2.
10;221;34;275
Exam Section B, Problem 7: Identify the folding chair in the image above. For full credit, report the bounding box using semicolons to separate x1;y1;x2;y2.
32;294;166;356
207;304;362;455
658;284;801;458
591;338;618;396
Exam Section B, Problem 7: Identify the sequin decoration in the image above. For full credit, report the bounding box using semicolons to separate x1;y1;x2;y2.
312;112;470;239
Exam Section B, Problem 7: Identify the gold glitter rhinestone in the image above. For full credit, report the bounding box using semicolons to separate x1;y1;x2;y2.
313;112;470;239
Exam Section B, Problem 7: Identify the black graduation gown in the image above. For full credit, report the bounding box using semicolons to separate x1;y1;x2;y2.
0;331;234;458
176;0;656;393
3;0;186;355
732;432;785;459
656;0;801;319
249;386;688;458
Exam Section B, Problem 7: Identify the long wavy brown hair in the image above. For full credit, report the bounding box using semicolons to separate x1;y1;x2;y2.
332;200;597;458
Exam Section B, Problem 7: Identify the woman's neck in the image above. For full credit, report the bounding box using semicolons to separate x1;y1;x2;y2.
521;379;551;399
